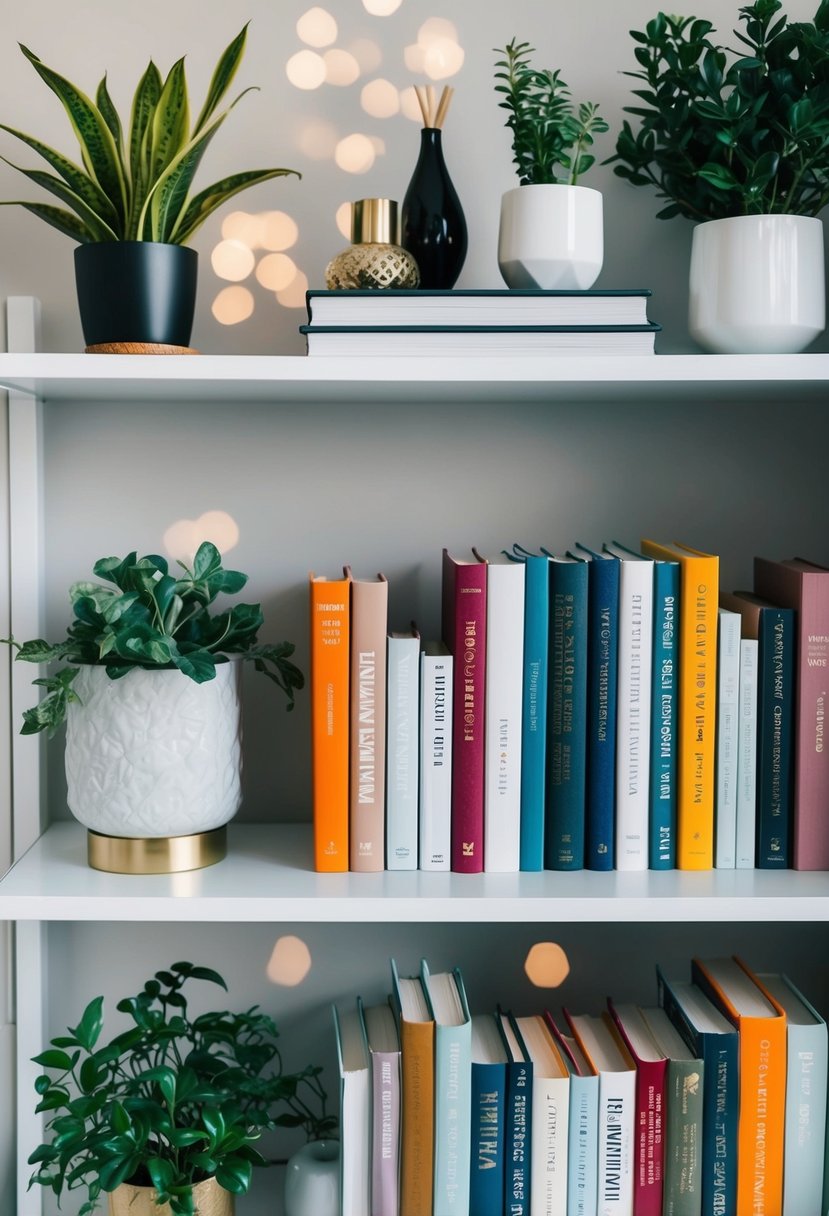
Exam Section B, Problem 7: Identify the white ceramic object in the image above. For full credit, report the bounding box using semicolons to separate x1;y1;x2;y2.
65;663;242;837
284;1140;340;1216
689;213;825;353
498;183;604;290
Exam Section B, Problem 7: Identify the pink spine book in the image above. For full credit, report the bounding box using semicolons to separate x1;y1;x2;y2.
754;556;829;869
347;568;388;872
441;548;487;872
608;1001;667;1216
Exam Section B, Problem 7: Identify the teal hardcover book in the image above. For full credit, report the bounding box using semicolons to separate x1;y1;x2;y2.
422;961;472;1216
469;1013;508;1216
511;544;550;872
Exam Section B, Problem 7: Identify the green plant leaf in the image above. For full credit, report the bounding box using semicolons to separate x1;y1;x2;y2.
172;166;300;243
72;996;104;1052
128;61;162;225
215;1158;253;1194
0;200;93;242
32;1049;74;1071
0;122;121;228
150;57;190;181
193;24;249;135
0;159;119;240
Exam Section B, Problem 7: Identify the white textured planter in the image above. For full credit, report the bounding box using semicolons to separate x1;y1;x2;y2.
498;183;603;290
65;663;242;838
284;1140;340;1216
689;213;825;353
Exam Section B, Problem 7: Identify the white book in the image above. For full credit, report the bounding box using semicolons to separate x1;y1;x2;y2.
548;1023;599;1216
514;1014;571;1216
735;638;759;868
474;549;525;872
715;607;741;868
333;1003;371;1216
567;1011;635;1216
603;542;654;871
386;627;420;870
419;641;453;871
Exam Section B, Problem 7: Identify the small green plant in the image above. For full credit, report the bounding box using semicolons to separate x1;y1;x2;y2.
0;25;299;244
2;541;303;735
494;39;608;185
609;0;829;220
28;961;336;1216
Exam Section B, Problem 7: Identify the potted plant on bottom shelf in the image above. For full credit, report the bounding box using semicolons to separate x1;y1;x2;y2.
494;37;609;290
609;0;829;352
2;541;303;874
28;961;335;1216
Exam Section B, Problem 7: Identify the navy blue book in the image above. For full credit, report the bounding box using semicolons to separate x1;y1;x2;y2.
657;966;738;1216
720;591;794;867
571;543;619;871
469;1013;508;1216
649;556;679;869
542;553;589;870
510;545;550;872
497;1008;532;1216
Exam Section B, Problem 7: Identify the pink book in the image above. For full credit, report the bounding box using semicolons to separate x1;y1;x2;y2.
441;548;487;872
754;556;829;869
360;998;401;1216
608;1000;667;1216
347;568;388;872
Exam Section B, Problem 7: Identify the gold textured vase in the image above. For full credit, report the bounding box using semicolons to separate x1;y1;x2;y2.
109;1177;234;1216
325;197;420;289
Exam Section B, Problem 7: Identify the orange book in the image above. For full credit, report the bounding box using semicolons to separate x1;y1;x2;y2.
640;540;719;868
692;956;787;1216
348;568;388;872
309;571;351;872
392;959;435;1216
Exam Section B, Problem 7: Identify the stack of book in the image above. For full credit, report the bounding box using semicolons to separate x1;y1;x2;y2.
300;288;661;356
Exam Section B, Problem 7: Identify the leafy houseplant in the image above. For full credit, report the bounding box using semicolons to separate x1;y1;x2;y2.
28;961;336;1216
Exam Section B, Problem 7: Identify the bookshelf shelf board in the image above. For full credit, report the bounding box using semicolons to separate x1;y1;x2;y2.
3;822;829;923
1;351;828;405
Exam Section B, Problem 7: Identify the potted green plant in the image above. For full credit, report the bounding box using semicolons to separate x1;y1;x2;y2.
494;38;608;290
609;0;829;352
2;541;303;873
28;960;335;1216
0;25;299;351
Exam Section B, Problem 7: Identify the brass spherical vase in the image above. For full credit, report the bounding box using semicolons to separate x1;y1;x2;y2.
325;198;420;289
109;1177;234;1216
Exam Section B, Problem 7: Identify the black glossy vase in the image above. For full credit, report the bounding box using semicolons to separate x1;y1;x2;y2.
401;128;467;289
74;241;198;349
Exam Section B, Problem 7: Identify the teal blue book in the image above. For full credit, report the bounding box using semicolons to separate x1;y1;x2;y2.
510;544;550;871
649;556;679;869
422;961;472;1216
542;553;589;870
571;543;619;871
469;1013;508;1216
544;1011;599;1216
497;1008;532;1216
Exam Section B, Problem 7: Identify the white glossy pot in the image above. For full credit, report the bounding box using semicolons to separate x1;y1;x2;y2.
284;1140;340;1216
498;183;603;290
689;213;825;353
65;663;242;837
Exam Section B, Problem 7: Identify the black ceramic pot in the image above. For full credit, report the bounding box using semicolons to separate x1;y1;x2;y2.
74;241;198;348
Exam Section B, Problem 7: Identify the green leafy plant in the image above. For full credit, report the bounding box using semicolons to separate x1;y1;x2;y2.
609;0;829;220
2;541;303;736
494;38;609;185
28;961;336;1216
0;25;299;244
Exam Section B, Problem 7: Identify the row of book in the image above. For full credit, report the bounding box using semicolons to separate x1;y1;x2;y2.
310;544;829;874
334;954;827;1216
301;288;661;356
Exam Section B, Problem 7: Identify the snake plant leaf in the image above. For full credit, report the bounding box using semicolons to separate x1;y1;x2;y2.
128;60;162;203
18;44;127;220
0;200;93;242
0;158;119;240
96;76;124;163
192;23;249;136
149;57;190;181
0;123;120;229
173;167;301;244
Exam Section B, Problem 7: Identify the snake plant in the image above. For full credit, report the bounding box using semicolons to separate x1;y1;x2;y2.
0;25;299;244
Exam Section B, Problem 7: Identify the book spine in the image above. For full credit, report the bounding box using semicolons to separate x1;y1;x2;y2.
662;1058;703;1216
632;1059;665;1216
504;1059;532;1216
781;1017;827;1215
649;562;678;869
442;551;487;873
545;561;588;870
755;609;794;868
386;636;420;870
567;1073;599;1216
433;1022;472;1216
714;609;741;869
519;554;549;871
349;578;388;872
530;1077;570;1216
735;639;759;868
371;1049;401;1216
585;557;619;871
469;1061;506;1216
597;1071;635;1216
399;1019;435;1216
614;559;653;872
310;576;350;871
484;562;525;872
419;652;453;871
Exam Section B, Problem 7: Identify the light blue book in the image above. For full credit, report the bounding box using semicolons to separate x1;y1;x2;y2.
545;1013;599;1216
386;627;420;869
422;960;472;1216
511;544;550;871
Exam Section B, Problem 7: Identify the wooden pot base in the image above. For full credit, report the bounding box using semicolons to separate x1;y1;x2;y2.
85;341;199;355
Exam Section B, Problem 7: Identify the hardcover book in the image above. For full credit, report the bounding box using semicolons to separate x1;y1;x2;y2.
333;1002;371;1216
735;638;759;869
498;1009;533;1216
649;554;679;869
753;556;829;869
441;549;487;873
359;998;402;1216
391;959;435;1216
421;963;472;1216
513;1014;571;1216
511;545;551;872
301;322;661;357
544;1012;599;1216
608;1001;667;1216
419;641;453;872
309;570;350;872
386;625;421;870
347;568;388;872
469;1013;508;1216
640;540;719;869
714;607;741;870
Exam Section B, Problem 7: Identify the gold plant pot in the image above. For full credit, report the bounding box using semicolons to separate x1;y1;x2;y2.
109;1177;234;1216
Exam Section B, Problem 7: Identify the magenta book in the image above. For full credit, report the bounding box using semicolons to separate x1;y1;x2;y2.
441;548;487;873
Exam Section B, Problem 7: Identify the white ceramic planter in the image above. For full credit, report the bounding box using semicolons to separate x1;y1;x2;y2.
284;1140;340;1216
689;213;825;353
498;183;603;290
65;662;242;838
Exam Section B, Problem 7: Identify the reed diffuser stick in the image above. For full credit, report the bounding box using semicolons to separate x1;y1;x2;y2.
433;85;454;130
414;84;431;127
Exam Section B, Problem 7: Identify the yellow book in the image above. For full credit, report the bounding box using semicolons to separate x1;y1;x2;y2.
640;540;719;868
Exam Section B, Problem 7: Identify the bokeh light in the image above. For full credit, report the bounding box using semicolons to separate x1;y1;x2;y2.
324;48;361;86
424;37;465;80
210;239;255;282
260;211;299;251
277;268;310;310
268;935;312;986
220;210;264;248
296;7;338;47
336;200;353;239
163;511;240;562
362;0;402;13
335;132;376;174
286;49;327;90
211;286;255;325
361;77;400;118
255;253;298;292
524;942;571;988
399;86;424;122
349;38;383;72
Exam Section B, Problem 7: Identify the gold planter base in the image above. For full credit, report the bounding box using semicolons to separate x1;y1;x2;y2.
109;1177;233;1215
88;826;227;874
